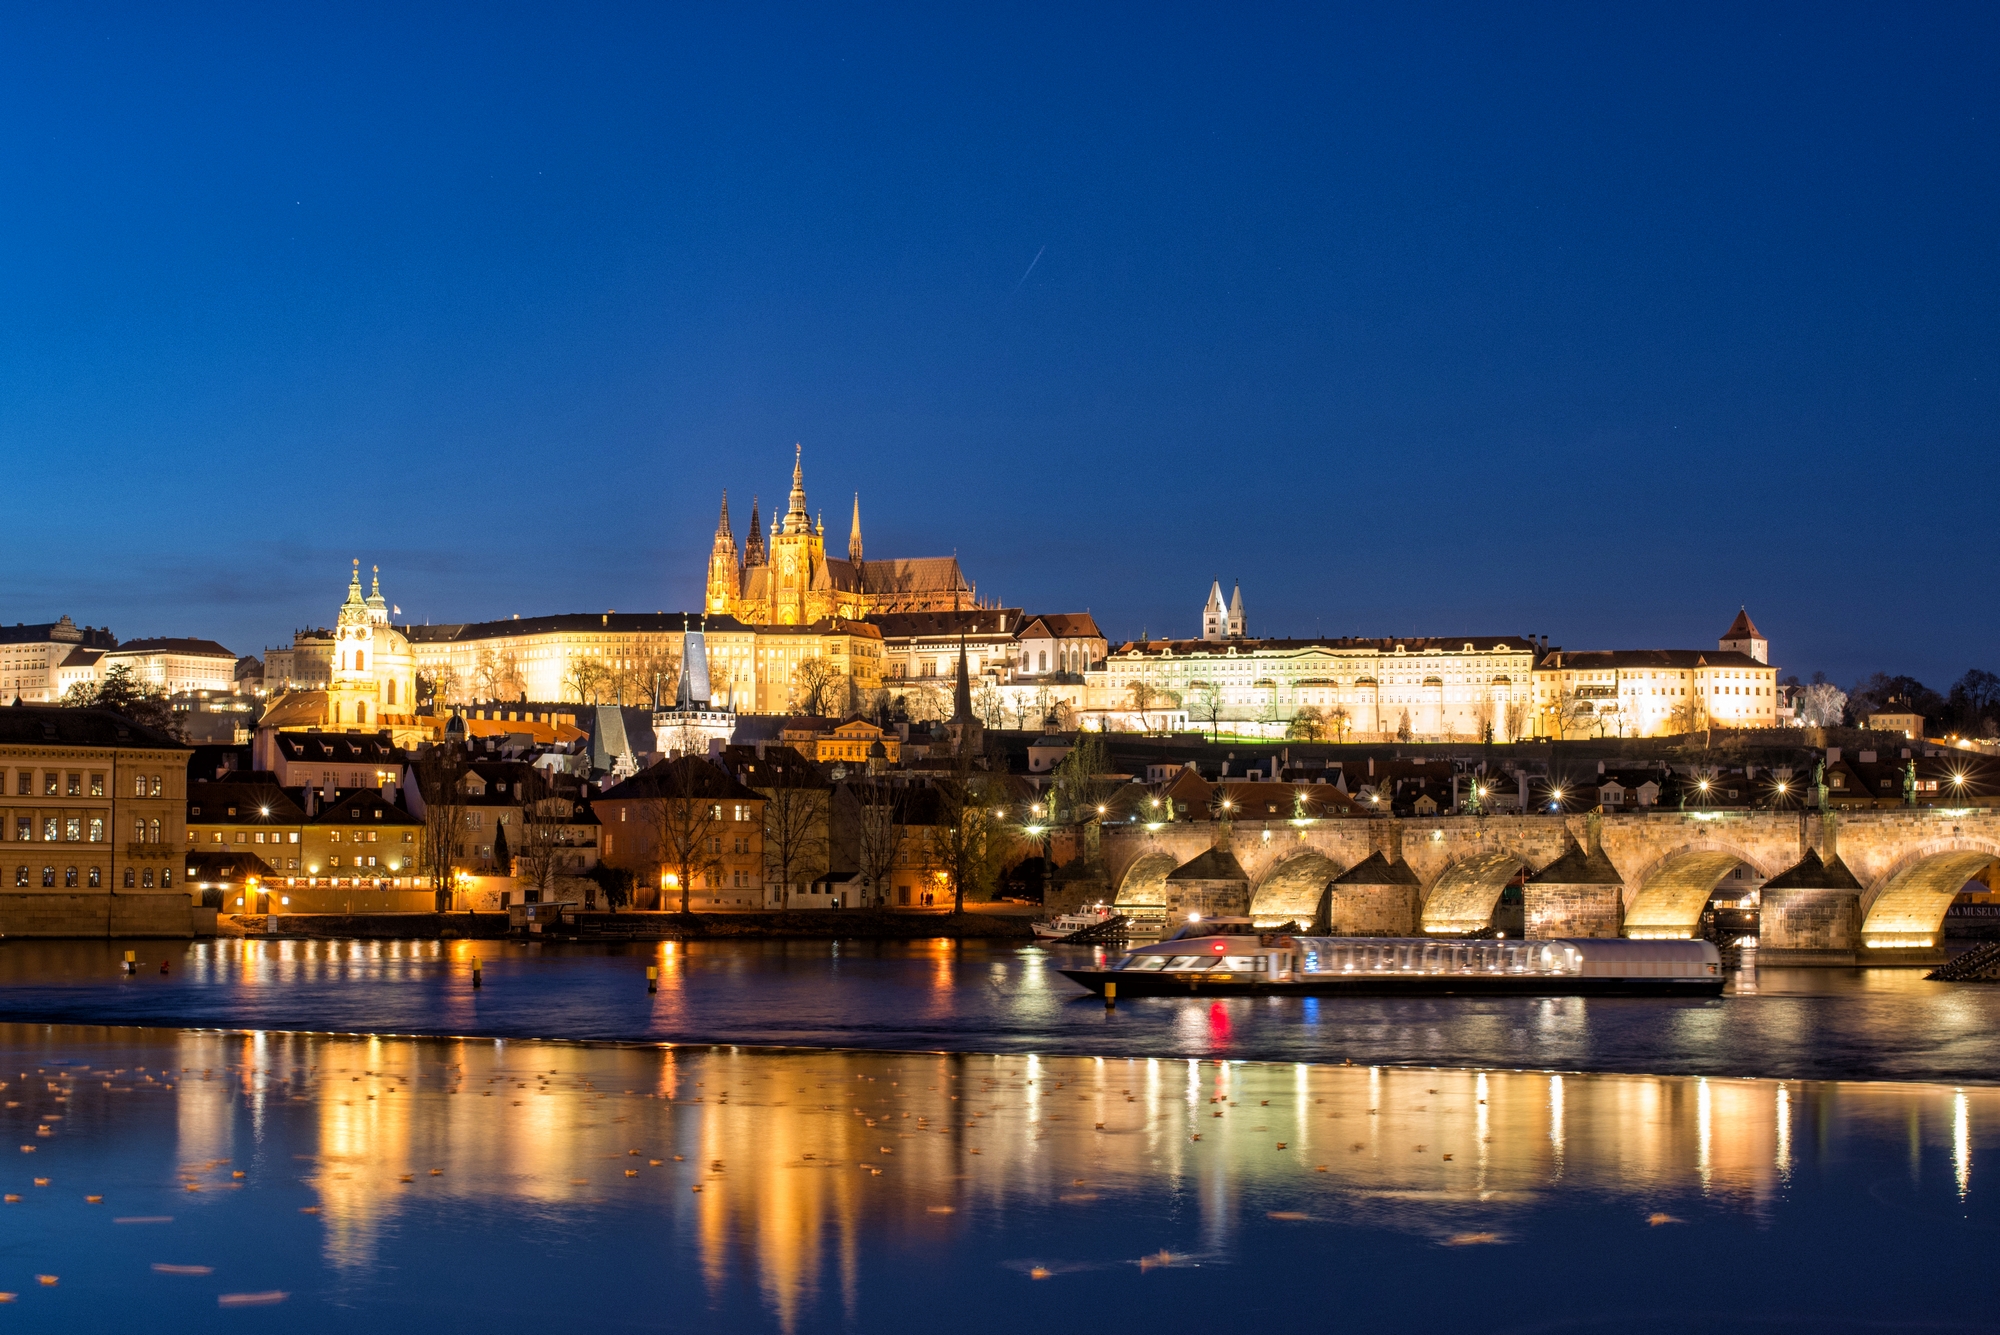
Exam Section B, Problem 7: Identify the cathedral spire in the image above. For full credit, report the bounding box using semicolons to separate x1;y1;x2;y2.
714;490;733;542
785;442;809;531
744;496;765;566
848;492;863;564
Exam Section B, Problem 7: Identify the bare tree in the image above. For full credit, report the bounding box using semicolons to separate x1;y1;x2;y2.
414;743;469;910
972;678;1005;729
471;649;502;702
1396;709;1413;744
853;780;908;908
646;758;728;914
510;766;569;905
1797;681;1848;728
1328;703;1353;742
1548;683;1595;740
617;642;681;708
417;666;462;710
929;742;1003;914
901;681;950;724
1189;681;1225;741
1287;705;1326;741
562;658;616;705
1127;678;1156;734
757;761;829;910
790;657;841;717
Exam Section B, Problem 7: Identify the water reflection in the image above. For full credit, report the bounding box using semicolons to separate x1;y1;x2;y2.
0;1025;1996;1331
10;939;2000;1087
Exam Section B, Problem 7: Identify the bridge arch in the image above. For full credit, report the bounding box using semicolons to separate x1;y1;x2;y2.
1624;841;1772;939
1251;849;1341;921
1859;839;2000;947
1113;852;1178;910
1419;849;1530;935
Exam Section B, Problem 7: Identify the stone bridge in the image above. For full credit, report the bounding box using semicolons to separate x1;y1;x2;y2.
1100;808;2000;963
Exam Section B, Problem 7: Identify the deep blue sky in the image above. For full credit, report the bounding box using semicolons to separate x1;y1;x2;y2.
2;5;1994;687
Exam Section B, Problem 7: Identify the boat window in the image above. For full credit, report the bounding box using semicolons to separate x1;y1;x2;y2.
1123;955;1170;971
1217;956;1258;971
1164;955;1213;970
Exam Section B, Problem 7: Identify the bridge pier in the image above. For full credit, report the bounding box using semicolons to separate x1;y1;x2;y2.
1523;839;1623;939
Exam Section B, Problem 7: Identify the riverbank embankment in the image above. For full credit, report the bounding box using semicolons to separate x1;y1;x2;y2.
215;908;1037;942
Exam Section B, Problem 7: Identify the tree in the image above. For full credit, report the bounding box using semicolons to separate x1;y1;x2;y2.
1396;709;1413;744
1189;681;1224;741
61;665;183;739
929;742;1003;913
790;657;841;717
899;681;950;724
1549;684;1596;740
472;648;525;702
561;658;616;705
413;743;469;911
1127;678;1157;734
972;678;1005;729
1287;705;1326;741
490;817;512;875
1849;672;1945;731
1328;704;1353;742
1050;730;1116;866
510;766;570;905
617;643;681;708
758;761;829;910
587;864;633;912
852;780;909;908
1948;669;2000;736
646;757;728;914
1796;679;1849;728
417;666;462;710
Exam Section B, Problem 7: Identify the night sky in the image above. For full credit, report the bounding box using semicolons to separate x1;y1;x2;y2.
2;6;1994;688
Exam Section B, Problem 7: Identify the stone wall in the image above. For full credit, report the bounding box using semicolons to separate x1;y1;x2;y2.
1523;883;1622;938
0;893;200;938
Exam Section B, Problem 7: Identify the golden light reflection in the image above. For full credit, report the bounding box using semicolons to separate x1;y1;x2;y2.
34;1030;1969;1331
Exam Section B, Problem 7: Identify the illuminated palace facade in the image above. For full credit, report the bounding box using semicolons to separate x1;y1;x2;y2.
706;446;978;625
1080;592;1778;741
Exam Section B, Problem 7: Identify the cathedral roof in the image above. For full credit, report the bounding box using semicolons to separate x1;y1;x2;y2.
852;556;970;596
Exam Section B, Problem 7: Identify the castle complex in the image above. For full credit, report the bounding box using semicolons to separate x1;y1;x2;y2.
705;446;975;625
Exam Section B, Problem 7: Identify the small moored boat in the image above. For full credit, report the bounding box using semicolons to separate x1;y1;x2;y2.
1059;933;1723;998
1032;904;1116;941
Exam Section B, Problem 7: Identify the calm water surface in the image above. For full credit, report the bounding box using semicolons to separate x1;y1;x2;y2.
0;1024;1993;1333
0;938;1992;1083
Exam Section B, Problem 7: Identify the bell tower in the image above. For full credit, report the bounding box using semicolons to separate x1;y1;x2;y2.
328;560;379;732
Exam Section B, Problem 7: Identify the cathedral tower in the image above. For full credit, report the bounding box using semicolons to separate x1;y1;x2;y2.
848;493;863;565
766;445;825;625
706;492;740;616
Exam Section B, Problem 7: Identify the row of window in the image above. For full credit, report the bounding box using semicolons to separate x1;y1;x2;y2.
10;773;166;798
12;866;172;888
9;817;164;843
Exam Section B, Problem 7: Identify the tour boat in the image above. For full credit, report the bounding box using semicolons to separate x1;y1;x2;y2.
1058;932;1724;998
1033;904;1117;940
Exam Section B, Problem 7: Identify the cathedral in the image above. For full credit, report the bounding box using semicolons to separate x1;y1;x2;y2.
705;446;976;625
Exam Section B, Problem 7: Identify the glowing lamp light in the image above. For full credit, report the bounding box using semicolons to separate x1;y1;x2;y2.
1188;912;1202;923
1211;941;1226;953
